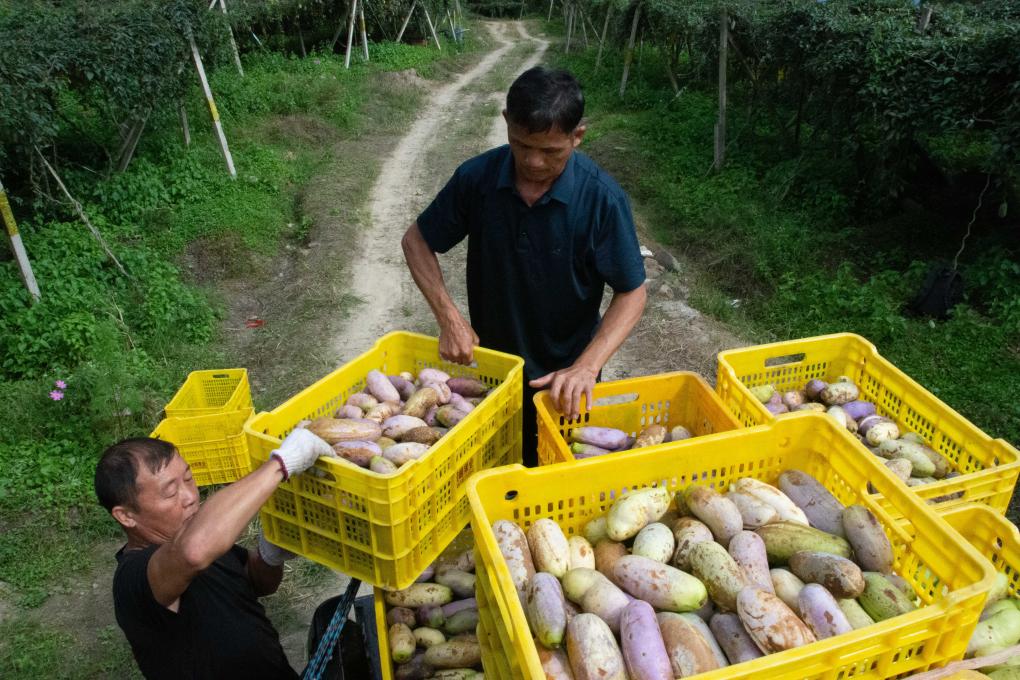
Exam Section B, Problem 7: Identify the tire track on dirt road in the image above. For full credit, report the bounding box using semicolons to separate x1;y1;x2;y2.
333;21;547;358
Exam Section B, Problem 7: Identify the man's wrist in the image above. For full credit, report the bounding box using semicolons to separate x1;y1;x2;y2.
269;453;289;480
573;358;600;377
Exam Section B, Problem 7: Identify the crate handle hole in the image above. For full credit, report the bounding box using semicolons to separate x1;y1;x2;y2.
504;490;518;501
211;373;231;379
765;352;806;367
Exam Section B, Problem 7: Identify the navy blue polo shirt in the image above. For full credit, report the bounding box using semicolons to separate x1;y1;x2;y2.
417;145;645;381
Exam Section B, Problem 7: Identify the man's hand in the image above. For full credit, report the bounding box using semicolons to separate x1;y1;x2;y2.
257;531;298;568
529;363;598;421
439;314;479;365
271;428;334;479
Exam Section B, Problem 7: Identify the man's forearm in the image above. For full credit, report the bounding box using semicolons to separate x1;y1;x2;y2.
574;284;648;374
172;461;283;570
401;222;461;326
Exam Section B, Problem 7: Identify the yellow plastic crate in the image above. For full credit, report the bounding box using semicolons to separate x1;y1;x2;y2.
164;368;252;418
477;565;513;680
373;531;476;679
941;504;1020;600
150;408;254;486
373;591;393;680
376;605;504;680
467;413;995;680
716;333;1020;513
536;371;742;465
245;331;523;591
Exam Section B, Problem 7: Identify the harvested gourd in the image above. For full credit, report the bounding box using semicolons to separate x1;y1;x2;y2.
381;541;483;680
298;369;490;474
750;377;960;499
494;470;928;678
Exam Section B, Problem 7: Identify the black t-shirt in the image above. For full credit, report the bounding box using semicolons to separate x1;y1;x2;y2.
113;543;298;680
417;146;646;381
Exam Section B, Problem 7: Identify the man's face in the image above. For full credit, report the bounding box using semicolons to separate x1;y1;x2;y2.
114;453;199;544
504;115;585;186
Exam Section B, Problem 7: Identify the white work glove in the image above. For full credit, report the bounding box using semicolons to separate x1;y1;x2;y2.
270;428;334;479
258;530;298;567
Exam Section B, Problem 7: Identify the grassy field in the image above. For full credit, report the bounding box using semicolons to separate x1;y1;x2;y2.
0;33;484;677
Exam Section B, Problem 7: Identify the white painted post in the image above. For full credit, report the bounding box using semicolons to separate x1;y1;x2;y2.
330;2;352;50
396;0;417;43
215;0;245;76
358;0;370;61
422;5;441;50
713;11;728;171
179;102;191;147
188;31;236;178
0;178;41;302
344;0;359;68
595;6;611;70
564;4;574;53
619;3;641;97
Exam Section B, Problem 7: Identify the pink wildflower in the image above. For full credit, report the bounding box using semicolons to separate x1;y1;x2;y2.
55;379;67;389
49;390;64;401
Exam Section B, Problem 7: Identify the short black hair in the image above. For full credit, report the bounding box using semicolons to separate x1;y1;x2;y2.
95;437;177;513
506;66;584;134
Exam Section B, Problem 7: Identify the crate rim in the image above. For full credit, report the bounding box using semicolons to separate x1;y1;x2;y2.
941;502;1020;540
533;370;742;463
717;332;1012;449
466;412;998;678
717;332;1020;512
243;330;524;477
267;330;524;416
717;332;876;364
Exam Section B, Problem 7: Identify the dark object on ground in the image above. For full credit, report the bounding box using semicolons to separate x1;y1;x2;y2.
304;593;381;680
908;262;963;320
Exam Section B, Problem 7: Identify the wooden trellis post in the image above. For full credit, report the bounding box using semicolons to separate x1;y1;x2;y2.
619;3;641;97
0;177;41;303
359;0;370;61
713;11;728;171
344;0;359;68
595;6;611;70
179;102;191;147
422;5;442;50
396;0;417;43
188;30;236;178
210;0;244;76
36;148;131;280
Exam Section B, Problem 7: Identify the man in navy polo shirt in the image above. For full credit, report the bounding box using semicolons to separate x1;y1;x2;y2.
402;66;647;466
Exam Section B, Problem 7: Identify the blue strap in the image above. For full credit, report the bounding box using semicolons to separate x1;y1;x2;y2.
303;578;362;680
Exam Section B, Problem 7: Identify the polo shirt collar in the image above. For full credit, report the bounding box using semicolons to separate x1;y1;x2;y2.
497;147;577;205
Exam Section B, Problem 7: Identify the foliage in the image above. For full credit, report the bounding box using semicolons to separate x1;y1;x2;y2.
0;3;463;616
541;0;1019;214
554;32;1020;443
0;0;229;172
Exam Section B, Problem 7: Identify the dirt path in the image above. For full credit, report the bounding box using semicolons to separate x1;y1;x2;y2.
332;17;742;385
333;22;549;357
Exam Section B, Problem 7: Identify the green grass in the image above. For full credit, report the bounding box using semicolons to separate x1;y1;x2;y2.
0;34;479;610
0;621;140;679
552;45;1020;444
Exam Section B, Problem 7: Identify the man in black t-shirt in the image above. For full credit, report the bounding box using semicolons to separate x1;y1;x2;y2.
95;431;333;679
402;66;647;465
